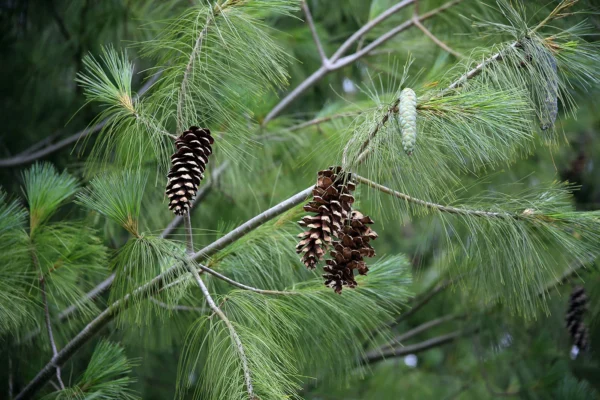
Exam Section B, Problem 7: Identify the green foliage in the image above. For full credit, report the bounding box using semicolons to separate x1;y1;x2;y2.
177;256;411;400
22;163;78;234
42;340;139;400
110;235;181;326
77;47;172;173
0;191;31;334
76;170;148;236
141;0;299;161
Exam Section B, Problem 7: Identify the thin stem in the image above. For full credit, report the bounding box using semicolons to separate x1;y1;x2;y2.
39;277;65;390
15;186;312;399
0;70;162;168
184;208;255;398
391;279;453;327
355;175;517;219
364;329;473;364
302;0;329;67
186;263;256;399
198;263;298;295
413;17;463;58
8;352;13;399
382;314;464;351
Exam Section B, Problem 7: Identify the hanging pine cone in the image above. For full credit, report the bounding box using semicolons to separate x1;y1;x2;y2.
296;167;356;269
398;88;417;156
323;210;378;294
565;285;590;353
166;126;214;215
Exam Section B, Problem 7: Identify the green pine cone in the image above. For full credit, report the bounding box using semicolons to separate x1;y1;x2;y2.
398;88;417;155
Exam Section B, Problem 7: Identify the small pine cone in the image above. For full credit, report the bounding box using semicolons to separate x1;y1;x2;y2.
296;166;356;269
398;88;417;156
566;285;590;352
323;210;378;294
166;126;214;215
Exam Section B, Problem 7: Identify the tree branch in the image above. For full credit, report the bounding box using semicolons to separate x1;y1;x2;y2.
355;175;518;219
301;0;329;67
364;329;473;364
15;186;312;399
412;17;463;58
184;210;255;398
197;263;299;295
391;278;453;327
0;70;162;168
382;314;464;350
262;0;463;125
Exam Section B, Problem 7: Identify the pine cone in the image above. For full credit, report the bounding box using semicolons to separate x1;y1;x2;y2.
296;167;356;269
566;285;590;352
323;210;378;294
166;126;214;215
398;88;417;156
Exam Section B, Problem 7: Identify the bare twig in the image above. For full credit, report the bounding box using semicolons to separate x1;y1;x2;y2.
0;71;162;168
39;277;65;390
391;279;453;327
364;329;474;364
301;1;329;67
355;175;517;219
197;263;298;295
15;186;312;399
263;0;463;125
413;17;463;58
8;353;13;399
382;314;464;350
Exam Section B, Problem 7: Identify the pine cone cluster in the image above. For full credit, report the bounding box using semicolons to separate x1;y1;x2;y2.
323;211;378;294
296;167;356;269
566;285;590;352
166;126;214;215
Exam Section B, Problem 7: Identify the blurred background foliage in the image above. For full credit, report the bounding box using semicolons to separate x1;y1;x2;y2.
1;0;600;399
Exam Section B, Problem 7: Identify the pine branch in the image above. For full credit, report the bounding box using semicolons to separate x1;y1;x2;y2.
349;3;568;164
15;186;312;399
184;211;256;399
364;329;475;364
262;0;463;125
355;175;518;219
18;164;224;344
0;70;162;168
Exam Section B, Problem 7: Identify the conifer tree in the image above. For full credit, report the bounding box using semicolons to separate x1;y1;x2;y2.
1;1;600;399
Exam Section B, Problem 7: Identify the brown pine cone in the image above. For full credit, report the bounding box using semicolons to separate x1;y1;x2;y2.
323;210;378;294
166;126;214;215
296;166;356;269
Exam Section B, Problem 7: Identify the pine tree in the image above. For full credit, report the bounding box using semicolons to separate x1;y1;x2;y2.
1;1;600;399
